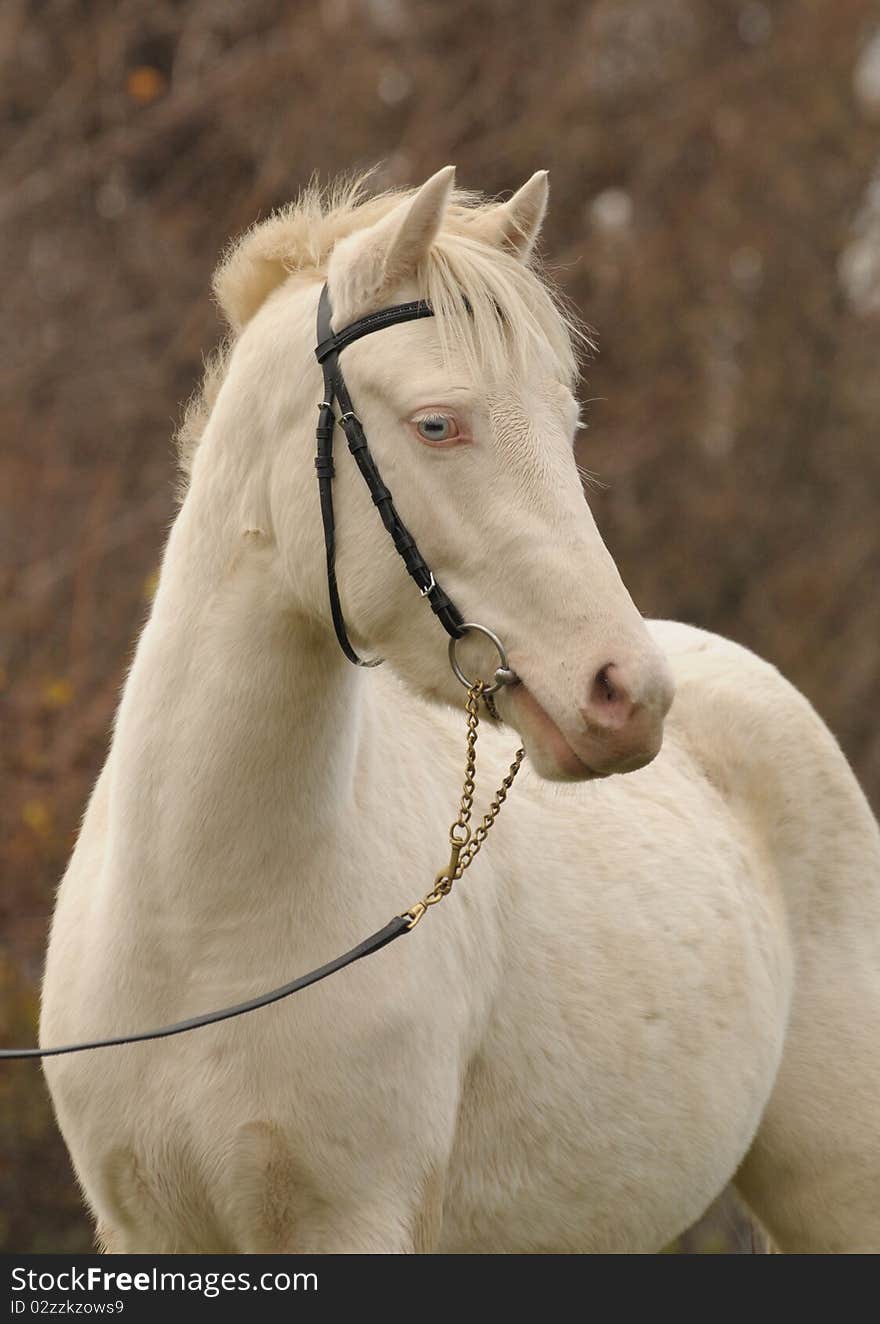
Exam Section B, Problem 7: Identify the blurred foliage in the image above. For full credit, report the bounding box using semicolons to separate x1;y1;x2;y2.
1;0;878;1254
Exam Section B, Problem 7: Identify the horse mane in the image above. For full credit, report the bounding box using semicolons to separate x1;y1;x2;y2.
176;172;586;488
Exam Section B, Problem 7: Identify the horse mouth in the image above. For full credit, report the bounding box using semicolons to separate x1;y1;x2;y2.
500;679;608;781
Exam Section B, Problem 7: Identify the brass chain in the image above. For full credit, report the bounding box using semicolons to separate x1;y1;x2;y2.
403;681;525;929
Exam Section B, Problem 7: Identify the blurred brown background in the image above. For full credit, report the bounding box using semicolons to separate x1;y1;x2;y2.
1;0;878;1253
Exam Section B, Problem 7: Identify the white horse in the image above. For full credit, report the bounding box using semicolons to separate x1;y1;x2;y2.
41;168;880;1254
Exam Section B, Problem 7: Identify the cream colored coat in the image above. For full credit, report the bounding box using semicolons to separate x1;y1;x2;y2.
41;171;880;1253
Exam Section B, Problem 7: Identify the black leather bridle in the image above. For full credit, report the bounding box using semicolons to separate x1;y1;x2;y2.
1;283;516;1060
314;283;465;664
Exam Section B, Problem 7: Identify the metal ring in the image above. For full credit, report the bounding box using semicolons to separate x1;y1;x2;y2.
448;623;519;696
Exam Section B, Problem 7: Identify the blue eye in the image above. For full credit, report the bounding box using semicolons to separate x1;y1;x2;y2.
416;414;459;443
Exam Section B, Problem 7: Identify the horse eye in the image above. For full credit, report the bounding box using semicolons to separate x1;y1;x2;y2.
415;414;459;443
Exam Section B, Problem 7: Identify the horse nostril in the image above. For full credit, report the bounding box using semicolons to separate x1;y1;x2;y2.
584;663;636;732
594;664;618;705
578;652;673;763
583;653;674;731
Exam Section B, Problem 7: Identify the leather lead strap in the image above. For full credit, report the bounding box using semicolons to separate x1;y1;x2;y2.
314;284;464;666
0;917;411;1059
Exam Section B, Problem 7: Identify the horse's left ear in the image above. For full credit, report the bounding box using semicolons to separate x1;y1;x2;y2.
468;171;549;261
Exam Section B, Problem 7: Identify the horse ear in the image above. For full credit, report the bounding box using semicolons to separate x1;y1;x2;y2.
328;167;455;317
469;171;549;261
382;165;456;282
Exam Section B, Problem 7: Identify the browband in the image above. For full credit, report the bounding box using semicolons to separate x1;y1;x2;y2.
315;299;435;364
314;284;464;666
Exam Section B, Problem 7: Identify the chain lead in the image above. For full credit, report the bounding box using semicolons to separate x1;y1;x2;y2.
403;682;525;929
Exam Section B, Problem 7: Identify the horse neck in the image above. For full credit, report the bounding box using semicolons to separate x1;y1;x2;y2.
108;474;366;909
